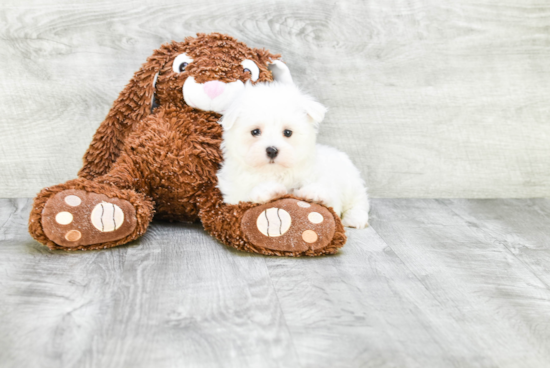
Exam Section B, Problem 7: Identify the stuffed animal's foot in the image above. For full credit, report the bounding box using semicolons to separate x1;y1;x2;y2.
40;189;137;248
241;198;346;256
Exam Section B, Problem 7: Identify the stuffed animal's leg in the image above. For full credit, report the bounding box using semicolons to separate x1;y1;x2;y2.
198;189;347;257
29;178;154;251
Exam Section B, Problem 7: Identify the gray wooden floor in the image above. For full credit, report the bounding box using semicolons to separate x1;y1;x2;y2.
1;198;549;368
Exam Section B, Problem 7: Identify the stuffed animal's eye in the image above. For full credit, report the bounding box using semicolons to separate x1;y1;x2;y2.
283;129;293;137
172;53;194;73
241;59;260;82
251;129;261;137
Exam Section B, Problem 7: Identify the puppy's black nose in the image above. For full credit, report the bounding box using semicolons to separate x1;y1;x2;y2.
266;146;278;159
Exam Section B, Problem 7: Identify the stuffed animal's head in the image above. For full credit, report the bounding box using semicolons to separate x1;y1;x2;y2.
145;33;290;114
79;33;291;179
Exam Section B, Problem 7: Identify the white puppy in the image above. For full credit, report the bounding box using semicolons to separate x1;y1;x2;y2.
217;82;370;229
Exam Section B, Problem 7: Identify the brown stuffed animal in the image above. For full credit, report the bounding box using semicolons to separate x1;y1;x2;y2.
28;33;346;256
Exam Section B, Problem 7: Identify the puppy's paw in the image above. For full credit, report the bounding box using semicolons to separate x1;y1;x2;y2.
342;208;369;229
293;184;331;206
250;182;288;204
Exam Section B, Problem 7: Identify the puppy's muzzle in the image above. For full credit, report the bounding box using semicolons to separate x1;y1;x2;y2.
266;146;279;159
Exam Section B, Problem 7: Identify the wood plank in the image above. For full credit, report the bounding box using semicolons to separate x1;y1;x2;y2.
440;198;550;287
1;0;550;198
370;198;550;367
2;198;550;367
265;227;498;368
0;199;299;368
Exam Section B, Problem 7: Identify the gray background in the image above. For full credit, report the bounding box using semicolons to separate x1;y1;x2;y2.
1;0;549;198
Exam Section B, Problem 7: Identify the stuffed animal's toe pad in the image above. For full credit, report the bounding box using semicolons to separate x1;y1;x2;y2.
241;198;337;255
42;189;137;248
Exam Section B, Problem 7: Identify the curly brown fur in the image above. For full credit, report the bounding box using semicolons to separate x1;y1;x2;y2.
29;33;347;256
79;33;276;180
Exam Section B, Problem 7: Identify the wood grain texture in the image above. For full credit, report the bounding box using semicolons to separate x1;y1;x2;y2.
2;197;550;367
0;0;549;198
0;198;299;368
371;198;550;367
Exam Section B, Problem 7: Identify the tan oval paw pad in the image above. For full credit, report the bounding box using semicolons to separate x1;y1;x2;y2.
308;212;323;224
65;230;81;242
302;230;318;243
64;195;82;207
55;212;73;225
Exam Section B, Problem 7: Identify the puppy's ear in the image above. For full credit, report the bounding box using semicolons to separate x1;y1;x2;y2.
304;99;327;128
78;43;174;179
219;107;239;131
268;60;293;85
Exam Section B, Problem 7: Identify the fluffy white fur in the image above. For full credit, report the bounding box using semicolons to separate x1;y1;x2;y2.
217;82;370;228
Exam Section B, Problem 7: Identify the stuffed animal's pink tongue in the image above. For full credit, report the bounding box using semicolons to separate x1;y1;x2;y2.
203;81;225;99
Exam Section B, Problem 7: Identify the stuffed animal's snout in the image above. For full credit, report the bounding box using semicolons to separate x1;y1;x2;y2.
203;81;225;100
183;77;244;114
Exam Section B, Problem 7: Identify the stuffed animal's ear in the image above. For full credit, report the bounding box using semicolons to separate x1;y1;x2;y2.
78;44;174;179
304;99;327;128
269;60;294;85
253;48;280;83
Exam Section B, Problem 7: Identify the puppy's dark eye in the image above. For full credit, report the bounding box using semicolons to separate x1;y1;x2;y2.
283;129;293;137
179;62;189;72
243;68;251;74
251;129;261;137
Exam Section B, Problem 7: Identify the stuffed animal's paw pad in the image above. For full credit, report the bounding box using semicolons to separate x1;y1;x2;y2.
41;189;137;248
242;198;338;255
301;230;318;243
91;202;125;232
65;230;82;242
64;195;82;206
307;212;323;224
256;208;292;237
55;212;73;225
